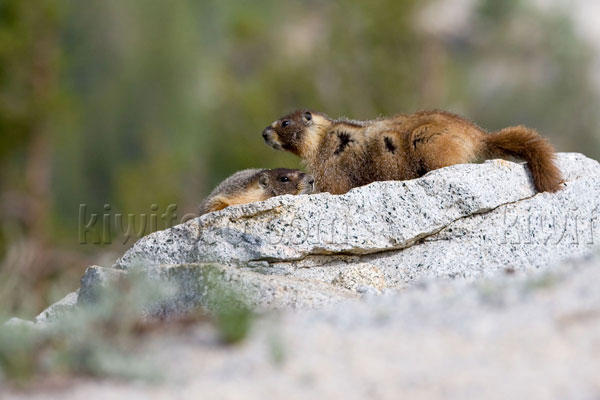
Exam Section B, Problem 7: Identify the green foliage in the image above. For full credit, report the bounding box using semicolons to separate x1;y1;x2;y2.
268;332;286;366
203;266;254;344
212;296;254;345
0;322;42;384
0;266;260;385
0;0;64;260
0;0;61;158
42;0;600;240
462;1;600;154
0;273;170;385
477;0;521;23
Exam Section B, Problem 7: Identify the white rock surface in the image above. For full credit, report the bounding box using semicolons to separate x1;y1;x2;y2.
34;291;79;324
118;156;545;266
29;153;600;314
79;263;356;313
6;152;600;399
331;263;386;292
116;153;600;289
7;252;600;400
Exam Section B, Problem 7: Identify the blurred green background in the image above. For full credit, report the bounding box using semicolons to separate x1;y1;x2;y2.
1;0;599;318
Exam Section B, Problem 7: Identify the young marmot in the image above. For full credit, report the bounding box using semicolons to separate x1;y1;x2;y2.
262;110;562;194
199;168;315;215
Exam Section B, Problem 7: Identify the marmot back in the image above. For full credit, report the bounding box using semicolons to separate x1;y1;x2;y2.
262;109;562;194
199;168;315;215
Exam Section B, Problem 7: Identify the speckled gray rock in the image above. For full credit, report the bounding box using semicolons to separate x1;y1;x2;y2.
116;153;600;289
29;153;600;323
79;265;127;304
331;263;386;292
117;156;545;267
35;291;79;324
158;263;356;311
76;263;355;315
358;168;600;286
3;317;37;329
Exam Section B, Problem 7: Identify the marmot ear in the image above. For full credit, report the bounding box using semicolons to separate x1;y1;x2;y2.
258;172;269;188
303;111;312;122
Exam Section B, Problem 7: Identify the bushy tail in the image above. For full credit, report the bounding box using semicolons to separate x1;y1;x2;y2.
484;126;562;192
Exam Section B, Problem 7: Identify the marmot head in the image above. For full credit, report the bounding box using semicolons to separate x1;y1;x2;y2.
262;110;330;157
258;168;315;195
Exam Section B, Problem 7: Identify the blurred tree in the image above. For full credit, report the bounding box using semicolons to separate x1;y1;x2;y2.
464;0;600;155
0;0;67;315
0;0;62;241
56;0;207;225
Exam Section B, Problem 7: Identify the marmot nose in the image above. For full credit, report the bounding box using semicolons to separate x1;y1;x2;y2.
262;128;270;141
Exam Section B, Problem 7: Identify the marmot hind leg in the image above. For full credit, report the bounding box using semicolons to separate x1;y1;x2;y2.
408;123;482;175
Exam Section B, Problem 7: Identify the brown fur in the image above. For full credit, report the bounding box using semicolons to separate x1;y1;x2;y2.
200;168;315;215
262;110;562;194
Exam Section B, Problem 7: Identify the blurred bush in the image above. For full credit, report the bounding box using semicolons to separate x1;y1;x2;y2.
0;268;254;386
1;0;599;317
0;270;255;385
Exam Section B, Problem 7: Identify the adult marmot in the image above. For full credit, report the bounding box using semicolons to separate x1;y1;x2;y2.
262;110;562;194
199;168;315;214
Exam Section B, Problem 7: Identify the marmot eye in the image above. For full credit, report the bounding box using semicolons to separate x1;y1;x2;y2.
279;176;289;182
303;111;312;121
281;120;290;128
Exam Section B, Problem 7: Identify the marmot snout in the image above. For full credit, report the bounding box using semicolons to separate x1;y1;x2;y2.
262;109;329;156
